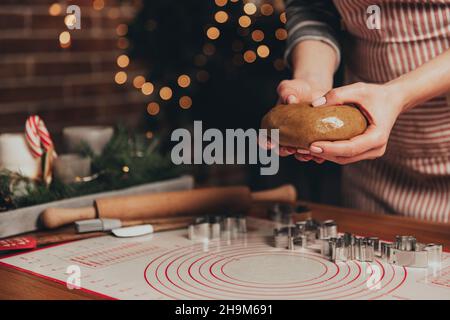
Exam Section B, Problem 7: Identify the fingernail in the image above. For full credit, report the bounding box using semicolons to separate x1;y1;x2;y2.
296;149;310;154
312;96;326;107
287;95;298;104
310;145;323;154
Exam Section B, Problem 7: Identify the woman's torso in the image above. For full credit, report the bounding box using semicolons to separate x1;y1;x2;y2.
333;0;450;175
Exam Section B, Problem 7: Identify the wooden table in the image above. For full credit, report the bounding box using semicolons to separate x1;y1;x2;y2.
0;202;449;300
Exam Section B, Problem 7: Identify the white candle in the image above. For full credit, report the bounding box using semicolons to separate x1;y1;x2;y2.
0;133;41;179
63;126;113;155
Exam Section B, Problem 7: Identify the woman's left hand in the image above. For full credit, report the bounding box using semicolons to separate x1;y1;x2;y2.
305;82;405;165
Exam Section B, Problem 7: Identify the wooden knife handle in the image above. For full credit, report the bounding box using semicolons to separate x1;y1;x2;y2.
36;231;106;246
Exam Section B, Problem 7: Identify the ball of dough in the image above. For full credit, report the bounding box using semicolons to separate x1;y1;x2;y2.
261;103;368;149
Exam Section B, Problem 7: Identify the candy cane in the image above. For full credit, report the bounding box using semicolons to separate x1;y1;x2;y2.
25;115;54;158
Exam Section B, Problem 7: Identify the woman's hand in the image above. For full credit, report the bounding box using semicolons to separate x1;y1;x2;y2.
307;82;405;165
276;78;330;163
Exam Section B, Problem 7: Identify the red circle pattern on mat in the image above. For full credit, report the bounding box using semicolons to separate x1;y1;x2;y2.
144;236;407;300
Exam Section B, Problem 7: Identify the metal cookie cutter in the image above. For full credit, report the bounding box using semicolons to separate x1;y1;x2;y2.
329;234;376;263
188;214;247;241
273;218;335;252
382;235;442;268
274;226;298;249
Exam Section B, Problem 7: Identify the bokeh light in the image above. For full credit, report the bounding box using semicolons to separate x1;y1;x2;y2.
203;43;216;56
64;14;77;28
114;71;127;84
196;70;210;82
177;75;191;88
257;45;270;58
59;31;71;48
238;16;251;28
251;30;264;42
179;96;193;109
49;3;62;16
93;0;105;11
206;27;220;40
117;37;129;49
116;24;128;36
117;55;130;68
215;0;227;7
141;82;154;95
159;87;173;100
215;11;228;24
133;76;146;89
243;3;257;15
275;28;288;40
261;4;274;16
147;102;160;116
243;50;257;63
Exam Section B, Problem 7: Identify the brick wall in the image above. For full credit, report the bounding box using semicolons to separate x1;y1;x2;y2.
0;0;147;139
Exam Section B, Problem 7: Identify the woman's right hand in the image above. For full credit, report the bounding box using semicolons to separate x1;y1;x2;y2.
276;78;330;163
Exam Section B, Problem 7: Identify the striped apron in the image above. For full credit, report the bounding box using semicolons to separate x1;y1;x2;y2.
333;0;450;222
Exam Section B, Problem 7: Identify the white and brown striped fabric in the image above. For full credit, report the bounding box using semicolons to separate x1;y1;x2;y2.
334;0;450;222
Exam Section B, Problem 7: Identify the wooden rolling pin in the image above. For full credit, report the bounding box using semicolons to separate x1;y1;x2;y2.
41;184;296;229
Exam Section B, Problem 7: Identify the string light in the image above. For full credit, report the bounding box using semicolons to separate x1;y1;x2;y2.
257;45;270;58
177;75;191;88
49;3;62;16
238;16;251;28
133;76;146;89
215;11;228;24
159;87;173;100
243;3;257;15
243;50;256;63
206;27;220;40
116;54;130;68
179;96;193;109
251;30;264;42
114;71;127;84
141;82;154;95
147;102;160;115
146;131;154;139
122;165;130;173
